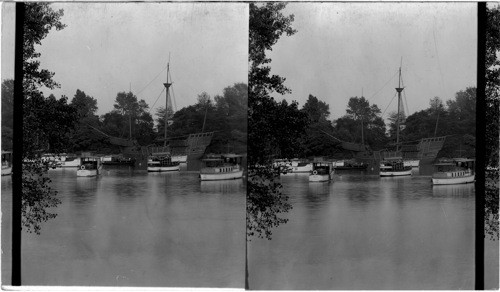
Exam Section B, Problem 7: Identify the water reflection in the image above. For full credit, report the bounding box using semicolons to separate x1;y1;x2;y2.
304;183;330;207
248;172;477;289
200;179;243;194
2;168;245;287
432;183;475;197
72;176;100;205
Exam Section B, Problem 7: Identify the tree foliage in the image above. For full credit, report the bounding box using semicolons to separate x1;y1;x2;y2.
2;79;14;150
68;90;107;152
331;96;387;151
20;3;76;234
160;83;247;154
248;3;304;240
102;91;155;146
485;4;500;240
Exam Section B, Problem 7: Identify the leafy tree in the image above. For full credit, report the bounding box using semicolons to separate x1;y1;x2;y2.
248;3;306;240
19;3;77;234
249;2;296;97
71;89;97;118
211;83;248;153
2;79;14;150
67;90;107;152
101;111;126;139
446;87;476;136
107;91;154;143
159;83;247;154
485;4;499;240
300;94;337;157
335;96;387;150
302;94;330;123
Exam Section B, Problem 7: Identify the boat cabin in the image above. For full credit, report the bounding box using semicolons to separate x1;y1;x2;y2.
2;151;12;167
434;158;475;174
381;157;406;169
80;157;101;170
311;161;333;175
149;154;178;167
202;154;242;168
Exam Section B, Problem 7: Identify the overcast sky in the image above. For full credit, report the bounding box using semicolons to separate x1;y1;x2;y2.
2;2;248;115
267;3;477;121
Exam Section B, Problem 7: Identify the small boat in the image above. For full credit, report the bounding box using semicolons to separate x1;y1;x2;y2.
290;159;313;173
77;157;103;177
147;154;180;172
333;160;345;167
101;155;135;166
2;151;12;176
334;160;368;170
403;159;420;168
171;155;187;163
380;157;412;177
273;159;292;172
200;154;243;181
309;161;334;182
41;153;64;168
61;155;81;167
432;158;475;185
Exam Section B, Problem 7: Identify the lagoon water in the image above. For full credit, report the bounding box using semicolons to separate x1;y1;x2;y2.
247;168;498;290
1;165;245;287
1;166;497;289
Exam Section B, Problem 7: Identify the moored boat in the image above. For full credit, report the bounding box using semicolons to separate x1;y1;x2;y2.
171;155;187;163
200;154;243;181
77;157;103;177
334;160;368;170
290;159;313;173
61;155;81;167
309;161;334;182
2;151;12;176
147;154;180;172
101;155;135;166
403;159;420;168
380;157;412;177
432;158;475;185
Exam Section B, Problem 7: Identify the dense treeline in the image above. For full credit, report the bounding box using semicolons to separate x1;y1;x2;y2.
2;80;247;155
285;86;476;160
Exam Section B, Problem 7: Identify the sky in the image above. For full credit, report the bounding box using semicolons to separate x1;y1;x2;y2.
267;3;477;121
1;2;248;116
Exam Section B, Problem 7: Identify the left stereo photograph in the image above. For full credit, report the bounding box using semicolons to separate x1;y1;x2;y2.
1;2;248;288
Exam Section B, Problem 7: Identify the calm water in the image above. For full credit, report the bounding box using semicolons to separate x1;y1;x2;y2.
1;166;497;288
248;169;498;290
2;165;245;287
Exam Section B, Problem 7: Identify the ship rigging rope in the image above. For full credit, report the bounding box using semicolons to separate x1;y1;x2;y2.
367;69;399;102
381;91;398;118
400;72;410;117
136;63;169;96
148;87;166;113
171;86;178;112
403;90;410;118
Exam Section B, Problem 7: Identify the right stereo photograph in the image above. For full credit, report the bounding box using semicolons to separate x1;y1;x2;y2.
247;2;498;290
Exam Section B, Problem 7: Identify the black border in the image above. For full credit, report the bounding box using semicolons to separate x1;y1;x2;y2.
12;1;25;286
476;2;486;290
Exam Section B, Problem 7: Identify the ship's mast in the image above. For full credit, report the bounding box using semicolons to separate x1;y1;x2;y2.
163;63;172;148
395;62;404;152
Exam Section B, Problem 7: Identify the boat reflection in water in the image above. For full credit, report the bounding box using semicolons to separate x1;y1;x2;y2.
200;178;244;194
432;182;475;197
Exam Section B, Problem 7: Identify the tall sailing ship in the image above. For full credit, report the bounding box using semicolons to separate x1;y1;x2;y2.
335;63;446;170
378;64;412;177
148;61;213;171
